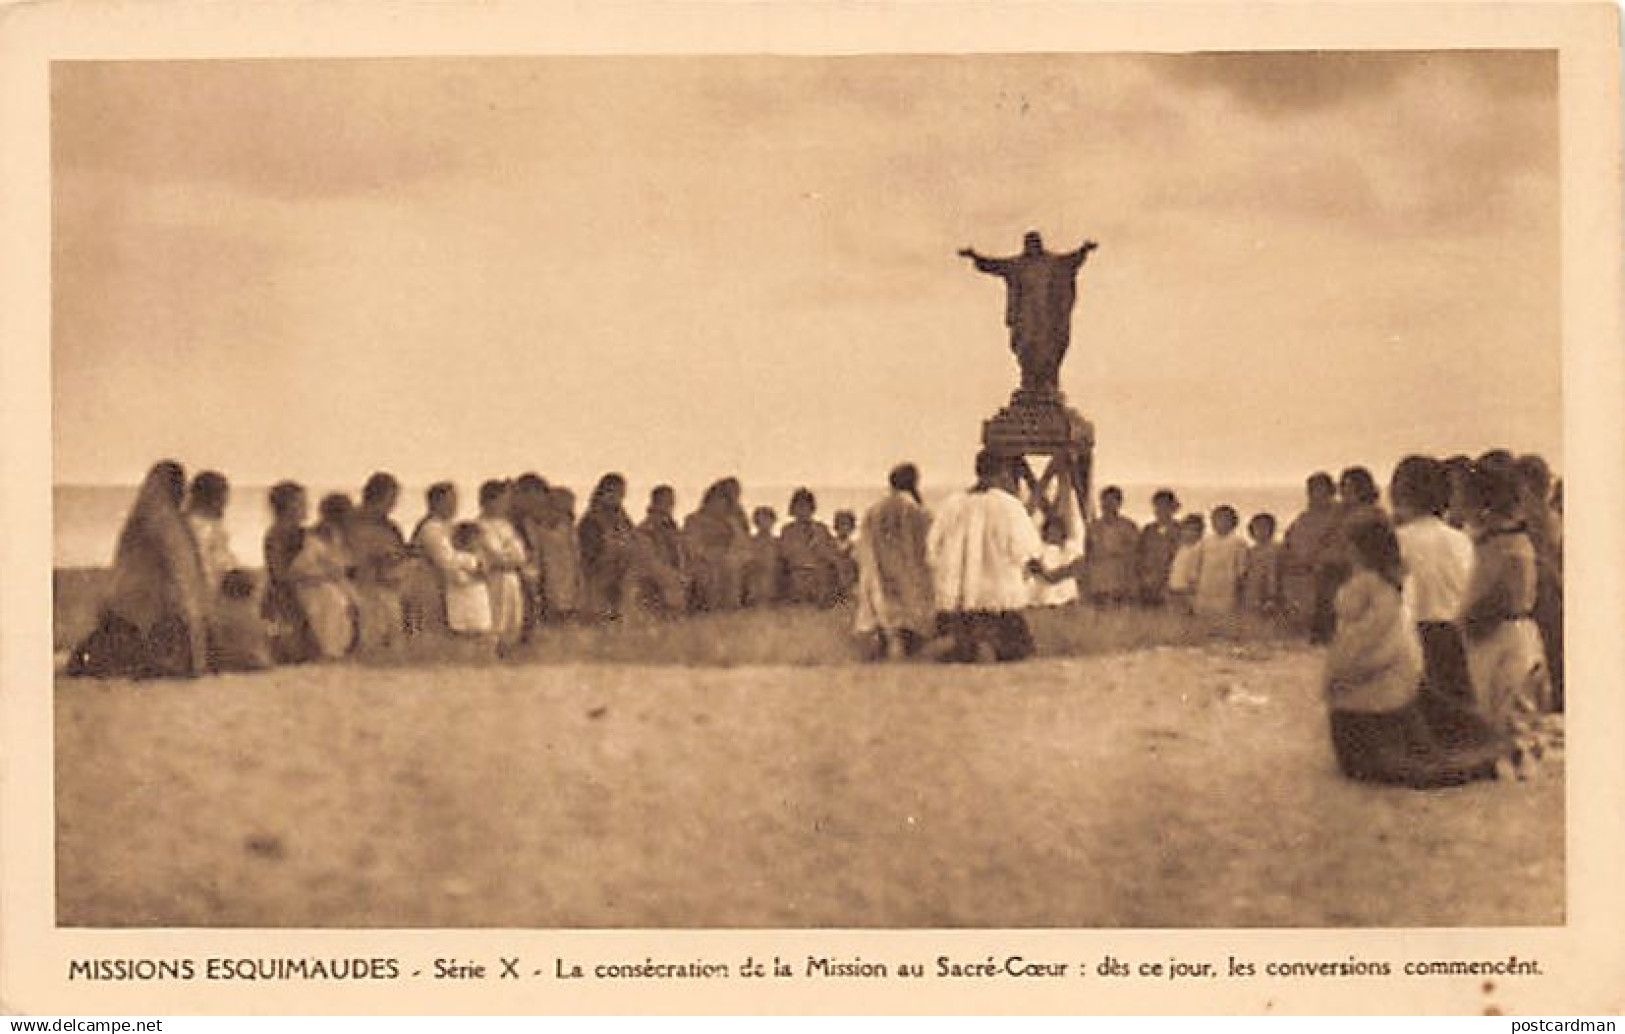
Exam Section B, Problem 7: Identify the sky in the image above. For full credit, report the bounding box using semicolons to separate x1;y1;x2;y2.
51;51;1561;492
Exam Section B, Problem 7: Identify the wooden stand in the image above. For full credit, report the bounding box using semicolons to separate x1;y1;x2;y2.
981;389;1096;532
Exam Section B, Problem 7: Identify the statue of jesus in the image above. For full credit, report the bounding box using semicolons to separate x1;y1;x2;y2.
959;231;1098;396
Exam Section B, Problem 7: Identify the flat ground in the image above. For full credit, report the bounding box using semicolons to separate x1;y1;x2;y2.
55;622;1563;928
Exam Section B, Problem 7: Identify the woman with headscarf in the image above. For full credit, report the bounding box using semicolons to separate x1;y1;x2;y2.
1281;472;1339;632
534;486;584;622
631;484;691;615
67;460;210;678
348;471;410;652
854;463;935;659
1322;517;1504;788
578;473;635;621
1460;459;1554;776
683;477;750;612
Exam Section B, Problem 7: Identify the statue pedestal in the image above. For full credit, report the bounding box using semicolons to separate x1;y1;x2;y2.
982;389;1094;451
981;389;1096;527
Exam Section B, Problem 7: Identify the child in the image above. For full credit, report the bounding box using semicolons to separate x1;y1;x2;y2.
1241;513;1282;614
1323;517;1498;788
476;479;528;649
1165;514;1205;614
1313;467;1381;643
1084;485;1139;606
290;493;359;660
831;509;860;602
1136;489;1181;607
779;489;839;606
1193;505;1249;616
742;505;783;607
208;569;273;672
445;521;494;637
262;480;317;662
186;470;238;597
1031;513;1084;608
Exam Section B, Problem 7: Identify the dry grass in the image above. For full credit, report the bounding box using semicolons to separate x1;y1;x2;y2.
55;566;1296;667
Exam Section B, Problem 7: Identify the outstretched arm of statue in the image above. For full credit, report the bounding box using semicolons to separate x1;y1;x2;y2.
1071;240;1099;263
961;248;1011;275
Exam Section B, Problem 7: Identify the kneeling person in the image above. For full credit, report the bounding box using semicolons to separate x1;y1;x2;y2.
927;450;1046;663
1323;518;1501;788
209;569;274;672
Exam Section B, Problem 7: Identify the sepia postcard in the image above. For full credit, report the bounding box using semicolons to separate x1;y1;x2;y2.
1;0;1621;1017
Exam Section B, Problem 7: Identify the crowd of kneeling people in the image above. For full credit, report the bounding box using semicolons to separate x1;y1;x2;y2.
68;447;1562;789
67;469;871;675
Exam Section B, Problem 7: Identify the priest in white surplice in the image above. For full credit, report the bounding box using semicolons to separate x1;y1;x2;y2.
927;450;1049;662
